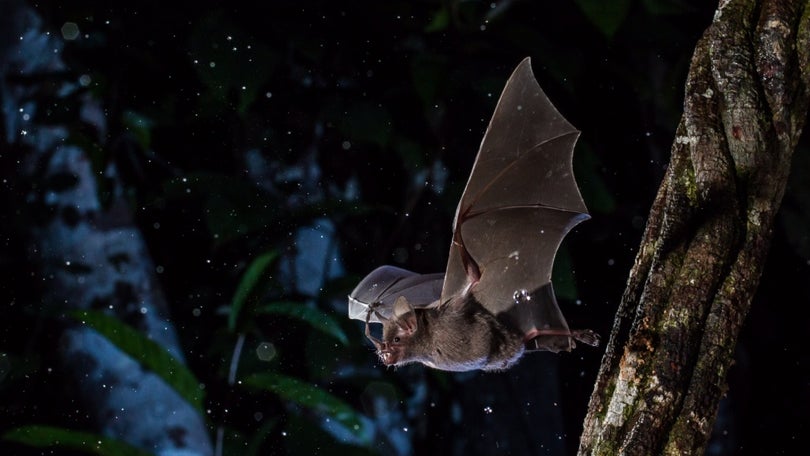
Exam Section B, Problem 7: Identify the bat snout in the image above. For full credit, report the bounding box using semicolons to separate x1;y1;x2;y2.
379;351;394;364
378;345;402;365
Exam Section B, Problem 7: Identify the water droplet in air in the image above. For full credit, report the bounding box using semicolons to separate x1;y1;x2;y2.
513;289;531;304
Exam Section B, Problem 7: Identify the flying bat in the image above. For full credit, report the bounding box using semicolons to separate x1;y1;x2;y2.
348;57;598;371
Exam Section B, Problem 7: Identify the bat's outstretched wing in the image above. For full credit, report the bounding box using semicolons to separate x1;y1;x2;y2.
348;58;594;352
348;265;443;323
440;57;590;351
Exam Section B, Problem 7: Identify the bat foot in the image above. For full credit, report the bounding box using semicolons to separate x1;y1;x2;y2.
571;329;600;347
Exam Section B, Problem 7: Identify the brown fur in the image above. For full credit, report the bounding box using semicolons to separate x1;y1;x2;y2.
377;297;525;372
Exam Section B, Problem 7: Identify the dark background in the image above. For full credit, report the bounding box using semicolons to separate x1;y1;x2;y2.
1;1;808;455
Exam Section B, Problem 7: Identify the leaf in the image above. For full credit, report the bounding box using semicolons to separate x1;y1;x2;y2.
425;7;449;33
4;425;151;456
163;172;278;244
575;0;632;38
575;142;617;214
642;0;696;15
244;373;368;441
283;414;376;455
230;251;279;332
190;12;279;115
322;99;392;147
245;417;279;456
71;310;203;411
122;110;153;150
411;54;448;107
551;246;578;301
256;301;348;345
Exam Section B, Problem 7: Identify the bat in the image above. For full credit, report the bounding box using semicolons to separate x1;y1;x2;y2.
348;57;598;371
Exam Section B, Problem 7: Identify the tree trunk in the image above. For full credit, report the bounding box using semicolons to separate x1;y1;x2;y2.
579;0;810;454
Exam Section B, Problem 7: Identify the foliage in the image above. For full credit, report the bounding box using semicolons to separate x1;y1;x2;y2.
4;426;152;456
229;250;280;332
70;310;205;411
244;373;370;442
255;302;348;346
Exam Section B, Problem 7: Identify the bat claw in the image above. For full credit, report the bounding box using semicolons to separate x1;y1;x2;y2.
571;329;600;347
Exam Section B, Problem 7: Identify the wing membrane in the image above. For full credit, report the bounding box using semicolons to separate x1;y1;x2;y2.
348;58;591;353
440;57;589;341
348;265;443;323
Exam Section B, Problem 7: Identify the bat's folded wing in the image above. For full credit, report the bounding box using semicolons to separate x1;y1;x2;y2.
348;265;444;323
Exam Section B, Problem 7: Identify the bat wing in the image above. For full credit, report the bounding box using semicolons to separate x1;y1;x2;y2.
348;265;443;323
440;57;590;352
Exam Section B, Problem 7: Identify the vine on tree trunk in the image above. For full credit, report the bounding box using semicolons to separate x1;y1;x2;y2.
579;0;810;454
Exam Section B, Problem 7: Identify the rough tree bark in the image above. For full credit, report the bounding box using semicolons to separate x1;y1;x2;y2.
1;1;213;454
579;0;810;455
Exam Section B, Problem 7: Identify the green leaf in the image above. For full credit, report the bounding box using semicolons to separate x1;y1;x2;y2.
230;251;279;332
574;141;616;214
551;246;577;301
257;301;348;345
642;0;696;15
411;54;448;107
4;425;151;456
163;172;278;244
575;0;632;38
322;99;392;147
425;7;449;33
190;12;279;115
283;415;377;456
122;111;153;150
244;373;369;441
245;417;279;456
70;310;203;411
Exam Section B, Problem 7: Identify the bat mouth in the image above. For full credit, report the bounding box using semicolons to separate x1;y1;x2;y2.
378;348;398;365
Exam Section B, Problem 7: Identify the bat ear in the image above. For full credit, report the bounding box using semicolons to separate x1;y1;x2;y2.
393;296;414;318
393;296;418;334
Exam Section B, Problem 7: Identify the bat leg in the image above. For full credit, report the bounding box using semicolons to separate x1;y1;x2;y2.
524;328;599;352
511;285;599;352
525;334;573;353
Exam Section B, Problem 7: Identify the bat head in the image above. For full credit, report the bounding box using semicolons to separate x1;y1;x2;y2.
377;297;419;366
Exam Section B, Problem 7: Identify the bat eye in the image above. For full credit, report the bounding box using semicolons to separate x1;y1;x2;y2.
393;336;401;343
